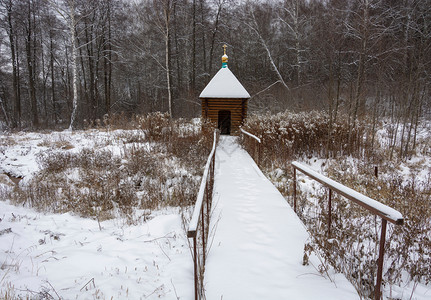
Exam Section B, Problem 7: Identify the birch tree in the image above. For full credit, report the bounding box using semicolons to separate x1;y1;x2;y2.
47;0;79;130
66;0;78;130
244;1;289;91
152;0;174;118
278;0;308;87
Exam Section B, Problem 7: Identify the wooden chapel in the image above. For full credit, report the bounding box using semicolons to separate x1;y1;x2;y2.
199;45;250;135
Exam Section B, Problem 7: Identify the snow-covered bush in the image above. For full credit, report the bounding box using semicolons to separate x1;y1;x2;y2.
241;110;370;166
241;111;431;299
313;160;431;297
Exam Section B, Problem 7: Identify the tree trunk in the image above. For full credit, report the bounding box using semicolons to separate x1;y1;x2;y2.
26;0;38;128
40;20;48;123
49;26;57;124
104;0;112;115
173;1;181;92
68;0;79;130
199;0;207;75
85;17;96;119
249;9;289;91
6;0;21;128
208;0;223;77
163;0;173;118
326;60;334;159
191;0;196;93
0;97;11;127
76;33;88;113
293;0;301;86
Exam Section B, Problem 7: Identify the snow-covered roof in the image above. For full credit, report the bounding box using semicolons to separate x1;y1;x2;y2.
199;67;250;99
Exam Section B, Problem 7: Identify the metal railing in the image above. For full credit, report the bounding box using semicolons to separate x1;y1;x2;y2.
240;128;261;165
292;161;404;300
187;129;218;300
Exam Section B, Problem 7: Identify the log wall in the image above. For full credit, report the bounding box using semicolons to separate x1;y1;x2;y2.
201;98;248;135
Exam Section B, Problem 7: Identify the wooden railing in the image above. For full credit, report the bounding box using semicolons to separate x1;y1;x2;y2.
187;130;218;300
292;161;404;300
240;128;261;165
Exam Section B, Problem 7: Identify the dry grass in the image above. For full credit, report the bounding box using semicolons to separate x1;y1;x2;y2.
241;110;431;298
6;113;214;225
241;110;370;167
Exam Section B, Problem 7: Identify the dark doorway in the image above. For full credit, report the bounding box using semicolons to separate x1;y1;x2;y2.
218;110;231;135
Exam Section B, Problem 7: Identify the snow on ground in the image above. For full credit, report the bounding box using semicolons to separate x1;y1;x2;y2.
0;129;145;184
2;127;430;299
0;201;193;299
288;158;431;300
0;129;194;299
205;136;359;300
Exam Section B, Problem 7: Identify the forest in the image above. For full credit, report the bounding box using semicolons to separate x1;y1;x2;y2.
0;0;430;134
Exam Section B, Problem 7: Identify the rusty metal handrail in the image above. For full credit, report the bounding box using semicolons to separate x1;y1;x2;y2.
187;129;218;300
240;128;261;165
292;161;403;300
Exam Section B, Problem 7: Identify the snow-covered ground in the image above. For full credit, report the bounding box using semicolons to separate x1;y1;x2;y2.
0;129;195;299
0;201;193;299
1;127;430;299
288;158;431;300
0;129;141;183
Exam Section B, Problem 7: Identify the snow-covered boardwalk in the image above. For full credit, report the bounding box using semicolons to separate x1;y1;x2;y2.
204;136;359;300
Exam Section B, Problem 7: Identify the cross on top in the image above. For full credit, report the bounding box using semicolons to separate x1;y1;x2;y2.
223;44;227;55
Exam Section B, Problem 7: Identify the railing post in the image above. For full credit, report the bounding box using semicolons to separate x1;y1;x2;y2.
211;153;215;180
201;203;205;264
328;189;332;237
293;167;297;213
257;141;261;166
375;219;387;300
240;129;261;166
193;236;198;300
254;140;257;164
206;178;210;236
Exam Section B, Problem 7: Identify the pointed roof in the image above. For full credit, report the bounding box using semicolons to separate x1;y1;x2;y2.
199;67;250;98
199;44;250;99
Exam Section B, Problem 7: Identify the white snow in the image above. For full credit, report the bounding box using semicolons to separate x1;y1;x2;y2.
2;127;428;299
204;136;359;299
199;67;250;99
0;201;193;299
0;129;194;299
0;130;140;183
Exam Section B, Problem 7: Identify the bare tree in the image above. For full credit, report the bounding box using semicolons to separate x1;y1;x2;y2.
207;0;226;77
2;0;21;128
153;0;175;118
278;0;308;87
48;0;80;129
244;1;289;91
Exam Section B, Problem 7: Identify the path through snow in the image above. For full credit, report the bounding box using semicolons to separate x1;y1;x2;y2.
204;136;359;299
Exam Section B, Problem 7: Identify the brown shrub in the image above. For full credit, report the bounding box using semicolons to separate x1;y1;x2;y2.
8;115;215;224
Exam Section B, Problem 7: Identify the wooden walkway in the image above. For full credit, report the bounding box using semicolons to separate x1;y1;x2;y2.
204;136;359;300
